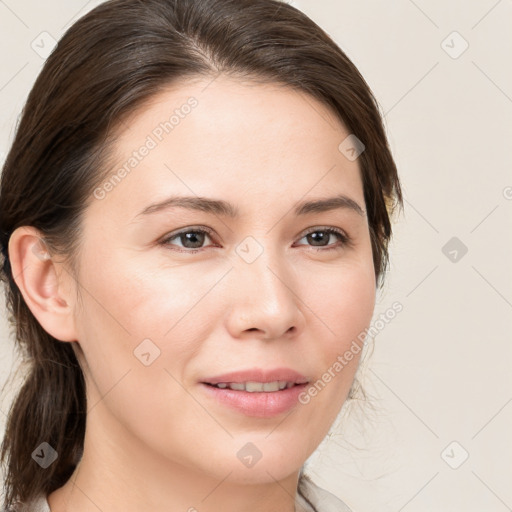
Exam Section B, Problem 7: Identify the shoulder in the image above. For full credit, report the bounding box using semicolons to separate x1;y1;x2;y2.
298;474;354;512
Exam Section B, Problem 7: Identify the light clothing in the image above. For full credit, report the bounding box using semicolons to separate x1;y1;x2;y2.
297;475;353;511
7;475;352;512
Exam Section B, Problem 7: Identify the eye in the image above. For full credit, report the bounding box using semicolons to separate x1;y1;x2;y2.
159;226;352;253
294;227;351;251
160;227;216;253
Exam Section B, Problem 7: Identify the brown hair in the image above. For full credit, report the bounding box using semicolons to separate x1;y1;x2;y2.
0;0;403;508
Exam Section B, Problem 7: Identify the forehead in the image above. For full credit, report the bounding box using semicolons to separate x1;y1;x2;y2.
90;75;365;219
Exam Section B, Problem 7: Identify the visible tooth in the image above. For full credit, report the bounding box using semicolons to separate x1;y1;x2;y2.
228;382;245;391
245;381;265;392
263;381;280;392
223;381;294;392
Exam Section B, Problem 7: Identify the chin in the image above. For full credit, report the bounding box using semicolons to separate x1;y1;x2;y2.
221;461;301;486
204;439;309;485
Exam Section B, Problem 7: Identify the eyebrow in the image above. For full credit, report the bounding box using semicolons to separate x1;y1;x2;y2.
136;194;365;219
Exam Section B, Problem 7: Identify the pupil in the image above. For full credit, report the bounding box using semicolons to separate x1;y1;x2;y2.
182;232;204;248
308;231;328;246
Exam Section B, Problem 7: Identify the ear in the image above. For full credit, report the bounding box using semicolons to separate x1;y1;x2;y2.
8;226;78;342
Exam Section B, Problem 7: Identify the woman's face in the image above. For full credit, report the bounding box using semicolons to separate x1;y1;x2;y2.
69;75;376;484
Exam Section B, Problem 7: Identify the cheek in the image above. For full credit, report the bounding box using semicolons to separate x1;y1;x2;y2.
297;257;375;400
299;255;376;346
73;249;229;376
72;252;225;445
327;268;376;346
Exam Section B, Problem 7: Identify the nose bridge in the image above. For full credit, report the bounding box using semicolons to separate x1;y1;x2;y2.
227;235;303;337
237;234;291;298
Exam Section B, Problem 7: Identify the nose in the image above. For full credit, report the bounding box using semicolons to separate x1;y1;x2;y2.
224;246;306;341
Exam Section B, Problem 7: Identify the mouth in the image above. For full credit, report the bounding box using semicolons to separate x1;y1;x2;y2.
203;381;305;392
199;368;311;417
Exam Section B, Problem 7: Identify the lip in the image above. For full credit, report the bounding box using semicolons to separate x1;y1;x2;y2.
200;367;310;418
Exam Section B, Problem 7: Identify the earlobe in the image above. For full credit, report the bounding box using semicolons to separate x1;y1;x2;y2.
8;226;78;342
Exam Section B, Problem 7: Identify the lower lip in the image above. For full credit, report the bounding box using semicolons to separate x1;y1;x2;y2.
200;383;308;418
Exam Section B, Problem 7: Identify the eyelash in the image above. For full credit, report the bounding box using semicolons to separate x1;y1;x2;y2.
159;226;352;254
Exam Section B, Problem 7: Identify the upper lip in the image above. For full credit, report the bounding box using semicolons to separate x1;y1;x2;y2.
202;367;310;385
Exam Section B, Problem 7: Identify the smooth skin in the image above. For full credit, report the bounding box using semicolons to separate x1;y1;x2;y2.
9;75;376;512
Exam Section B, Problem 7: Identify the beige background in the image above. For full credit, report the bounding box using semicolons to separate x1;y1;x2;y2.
1;1;511;510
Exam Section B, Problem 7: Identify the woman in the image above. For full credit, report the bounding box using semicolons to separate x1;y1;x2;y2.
0;0;402;510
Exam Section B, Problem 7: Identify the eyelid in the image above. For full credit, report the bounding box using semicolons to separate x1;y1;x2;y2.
159;225;216;244
294;226;352;250
298;225;347;239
